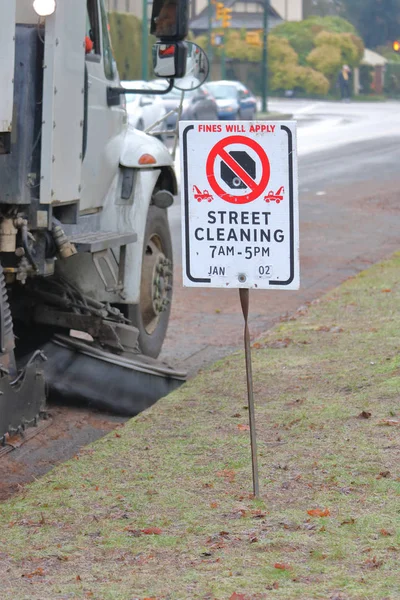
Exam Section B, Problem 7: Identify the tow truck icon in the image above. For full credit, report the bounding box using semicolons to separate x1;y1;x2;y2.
193;185;213;202
264;186;284;204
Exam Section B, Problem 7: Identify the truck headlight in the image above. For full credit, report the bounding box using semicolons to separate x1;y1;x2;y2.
33;0;56;16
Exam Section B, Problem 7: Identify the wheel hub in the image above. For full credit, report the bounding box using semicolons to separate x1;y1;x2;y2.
140;235;172;335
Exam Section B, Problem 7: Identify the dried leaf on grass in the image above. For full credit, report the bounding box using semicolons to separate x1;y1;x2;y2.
217;469;236;482
22;567;45;578
364;556;383;569
357;411;372;419
378;419;399;426
274;562;292;570
380;528;393;536
307;508;330;517
237;424;250;431
141;527;162;535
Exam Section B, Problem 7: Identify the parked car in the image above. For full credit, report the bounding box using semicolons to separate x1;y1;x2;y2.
150;82;219;131
204;80;257;120
121;80;167;141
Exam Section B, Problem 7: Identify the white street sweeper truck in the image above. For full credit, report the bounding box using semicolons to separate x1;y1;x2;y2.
0;0;210;440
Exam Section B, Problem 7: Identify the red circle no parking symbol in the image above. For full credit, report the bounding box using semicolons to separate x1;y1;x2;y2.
206;135;271;204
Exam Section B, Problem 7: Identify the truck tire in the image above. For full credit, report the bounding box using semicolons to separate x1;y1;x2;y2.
127;205;173;358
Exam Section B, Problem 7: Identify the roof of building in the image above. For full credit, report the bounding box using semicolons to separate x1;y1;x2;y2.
361;48;388;67
190;0;283;34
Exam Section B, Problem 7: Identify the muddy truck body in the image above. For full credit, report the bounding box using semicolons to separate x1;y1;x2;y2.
0;0;194;440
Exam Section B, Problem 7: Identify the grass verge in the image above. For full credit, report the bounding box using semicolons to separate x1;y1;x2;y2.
1;254;400;600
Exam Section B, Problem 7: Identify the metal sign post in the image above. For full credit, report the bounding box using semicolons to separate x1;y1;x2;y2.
180;119;299;496
239;287;259;497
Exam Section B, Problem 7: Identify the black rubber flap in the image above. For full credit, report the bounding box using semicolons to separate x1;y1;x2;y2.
42;338;186;416
0;358;46;439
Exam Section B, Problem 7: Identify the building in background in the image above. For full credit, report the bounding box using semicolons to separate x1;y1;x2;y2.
191;0;302;21
107;0;304;22
190;1;283;37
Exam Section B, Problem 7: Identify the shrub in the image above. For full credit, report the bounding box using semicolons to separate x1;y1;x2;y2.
307;44;342;78
313;31;362;66
294;66;330;95
272;15;357;64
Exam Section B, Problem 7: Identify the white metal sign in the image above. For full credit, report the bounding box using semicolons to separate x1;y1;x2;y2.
180;121;299;289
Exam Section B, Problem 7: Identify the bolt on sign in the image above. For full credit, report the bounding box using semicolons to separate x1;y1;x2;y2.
179;121;299;290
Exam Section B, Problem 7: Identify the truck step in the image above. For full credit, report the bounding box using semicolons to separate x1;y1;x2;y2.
69;231;137;253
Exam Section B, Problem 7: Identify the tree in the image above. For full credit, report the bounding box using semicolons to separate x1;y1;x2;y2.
307;31;364;82
339;0;400;49
272;16;356;64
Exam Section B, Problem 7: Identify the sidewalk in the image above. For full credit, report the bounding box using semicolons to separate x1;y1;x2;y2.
1;252;399;600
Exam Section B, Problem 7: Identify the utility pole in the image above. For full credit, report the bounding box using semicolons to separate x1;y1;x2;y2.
261;0;268;113
208;0;213;61
142;0;148;80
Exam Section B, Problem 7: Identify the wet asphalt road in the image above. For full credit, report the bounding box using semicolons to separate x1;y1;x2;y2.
2;101;400;499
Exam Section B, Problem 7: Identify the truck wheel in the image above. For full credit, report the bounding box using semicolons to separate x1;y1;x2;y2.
128;205;173;358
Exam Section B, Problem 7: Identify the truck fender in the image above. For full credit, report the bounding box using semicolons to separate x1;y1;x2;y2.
99;167;161;305
120;128;174;169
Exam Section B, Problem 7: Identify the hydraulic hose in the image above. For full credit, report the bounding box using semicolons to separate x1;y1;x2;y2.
21;223;38;272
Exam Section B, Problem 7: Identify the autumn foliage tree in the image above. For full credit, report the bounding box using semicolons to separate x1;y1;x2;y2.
307;31;364;82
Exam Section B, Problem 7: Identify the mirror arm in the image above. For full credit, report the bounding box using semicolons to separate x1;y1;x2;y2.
107;79;175;107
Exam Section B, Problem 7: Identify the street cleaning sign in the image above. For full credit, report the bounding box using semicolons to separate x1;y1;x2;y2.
180;121;299;289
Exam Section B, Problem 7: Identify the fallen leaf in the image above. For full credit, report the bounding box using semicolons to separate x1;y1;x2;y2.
274;562;291;570
307;508;330;517
115;432;121;438
210;502;219;509
381;289;392;293
378;419;399;426
249;535;259;543
76;575;82;581
340;517;355;525
251;510;266;519
202;483;213;489
141;527;162;535
252;342;262;349
237;424;250;431
22;567;45;578
376;470;391;479
266;582;280;590
217;469;236;482
229;594;247;600
357;411;372;419
380;528;393;536
232;413;241;418
364;556;383;569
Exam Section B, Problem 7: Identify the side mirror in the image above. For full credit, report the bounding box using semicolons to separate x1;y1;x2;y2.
150;0;188;41
153;42;209;90
152;42;187;79
173;43;209;91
